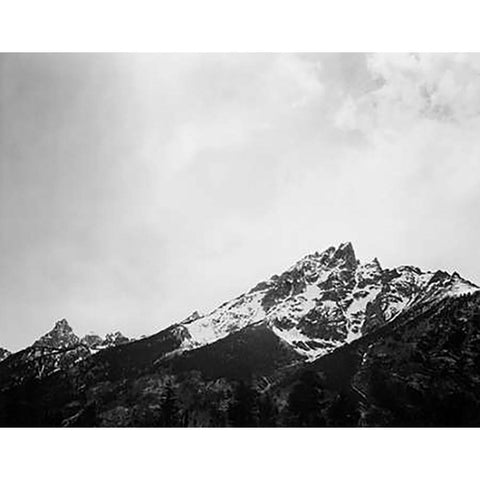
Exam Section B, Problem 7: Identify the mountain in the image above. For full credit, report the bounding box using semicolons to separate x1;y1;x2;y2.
0;319;131;393
30;318;130;353
0;242;478;426
277;290;480;426
353;292;480;426
33;318;81;349
82;330;130;351
169;242;478;361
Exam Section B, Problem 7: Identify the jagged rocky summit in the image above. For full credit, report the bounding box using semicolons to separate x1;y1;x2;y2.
31;318;130;353
171;242;478;360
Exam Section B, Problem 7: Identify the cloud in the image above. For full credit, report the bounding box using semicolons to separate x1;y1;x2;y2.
159;54;324;171
330;53;480;282
335;53;480;135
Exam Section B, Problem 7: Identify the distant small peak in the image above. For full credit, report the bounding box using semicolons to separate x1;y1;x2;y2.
336;242;355;256
105;331;124;339
364;257;382;270
338;241;353;250
333;241;357;266
438;270;477;287
181;311;202;324
430;269;449;281
54;318;72;330
83;331;101;338
396;265;423;274
81;332;103;348
316;246;336;260
321;246;336;255
33;318;79;349
104;331;129;345
302;246;334;260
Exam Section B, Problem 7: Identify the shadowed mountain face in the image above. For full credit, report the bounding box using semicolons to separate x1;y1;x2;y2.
0;242;478;427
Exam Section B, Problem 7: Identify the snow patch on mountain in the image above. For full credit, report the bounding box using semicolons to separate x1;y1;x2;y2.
181;291;267;349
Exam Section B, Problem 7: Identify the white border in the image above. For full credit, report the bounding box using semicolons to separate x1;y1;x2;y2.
0;0;479;51
0;427;476;479
1;1;479;478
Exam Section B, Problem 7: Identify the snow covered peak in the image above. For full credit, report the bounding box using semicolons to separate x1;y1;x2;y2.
81;331;131;352
289;242;357;278
175;242;479;362
290;246;334;273
419;269;479;301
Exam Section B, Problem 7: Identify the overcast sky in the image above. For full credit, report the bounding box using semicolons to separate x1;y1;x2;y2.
1;53;480;350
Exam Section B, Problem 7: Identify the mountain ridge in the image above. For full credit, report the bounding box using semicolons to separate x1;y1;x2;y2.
0;318;132;392
170;242;478;361
0;241;479;427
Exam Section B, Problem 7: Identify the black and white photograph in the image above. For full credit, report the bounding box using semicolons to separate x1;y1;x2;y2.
2;50;480;429
3;6;480;479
